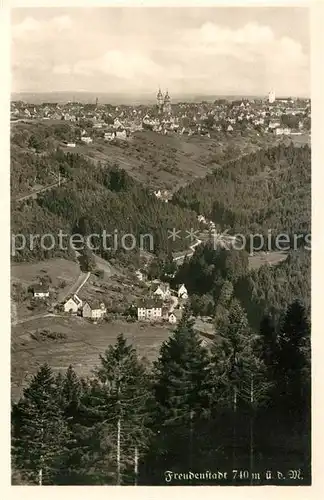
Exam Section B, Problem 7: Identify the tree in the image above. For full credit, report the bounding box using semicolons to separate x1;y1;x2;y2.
12;364;71;485
275;300;310;415
145;313;214;478
93;334;152;484
79;247;96;272
211;300;270;475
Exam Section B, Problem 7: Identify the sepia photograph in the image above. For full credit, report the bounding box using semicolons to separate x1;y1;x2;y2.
10;4;311;486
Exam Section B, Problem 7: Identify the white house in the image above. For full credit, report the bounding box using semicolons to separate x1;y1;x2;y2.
197;214;207;224
82;301;106;320
67;142;76;147
168;313;177;324
81;136;93;144
33;284;49;299
135;270;146;282
153;283;171;301
64;295;83;314
178;284;188;300
116;129;127;140
227;124;234;132
275;127;291;136
137;300;163;321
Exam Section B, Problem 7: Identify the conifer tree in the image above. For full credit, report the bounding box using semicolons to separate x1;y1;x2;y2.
92;334;152;484
275;300;310;415
12;364;71;485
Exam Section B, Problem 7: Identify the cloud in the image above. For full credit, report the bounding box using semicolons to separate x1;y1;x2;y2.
12;15;74;42
11;14;309;95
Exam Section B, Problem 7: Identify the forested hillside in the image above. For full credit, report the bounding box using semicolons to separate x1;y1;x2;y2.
11;148;200;262
172;143;311;238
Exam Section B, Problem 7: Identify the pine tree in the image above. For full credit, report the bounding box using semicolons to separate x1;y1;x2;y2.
12;364;71;485
211;300;271;478
92;334;152;485
153;313;213;424
145;313;214;478
275;300;310;416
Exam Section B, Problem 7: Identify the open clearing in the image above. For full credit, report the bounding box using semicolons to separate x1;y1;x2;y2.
11;258;80;289
11;316;172;401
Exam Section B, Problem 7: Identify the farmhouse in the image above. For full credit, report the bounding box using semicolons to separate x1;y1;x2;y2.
33;284;49;299
137;299;163;321
153;283;171;301
82;301;106;320
64;295;83;314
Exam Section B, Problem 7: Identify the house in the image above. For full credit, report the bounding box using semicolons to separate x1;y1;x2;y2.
81;136;93;144
116;129;128;140
153;283;171;301
137;299;163;321
227;124;234;132
178;284;188;300
135;270;146;282
82;301;106;320
275;127;291;136
33;283;49;299
67;142;76;147
64;295;82;314
168;313;177;324
197;214;207;224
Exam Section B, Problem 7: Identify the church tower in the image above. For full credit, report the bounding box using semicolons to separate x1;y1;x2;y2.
163;90;171;114
157;88;163;112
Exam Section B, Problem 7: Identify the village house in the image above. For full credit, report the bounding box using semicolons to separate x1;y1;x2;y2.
33;283;50;299
82;301;106;320
66;142;76;147
135;270;147;282
178;284;188;300
81;136;93;144
153;283;171;301
64;295;83;314
275;127;291;136
137;299;163;321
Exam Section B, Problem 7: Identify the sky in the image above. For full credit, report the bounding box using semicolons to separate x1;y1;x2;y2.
11;7;310;97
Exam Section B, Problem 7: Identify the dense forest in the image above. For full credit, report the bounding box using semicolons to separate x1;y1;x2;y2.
172;143;311;241
12;302;311;485
173;243;311;330
11;147;200;261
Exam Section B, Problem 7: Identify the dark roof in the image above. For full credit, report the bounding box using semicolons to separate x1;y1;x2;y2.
33;284;49;293
137;298;163;309
83;300;106;310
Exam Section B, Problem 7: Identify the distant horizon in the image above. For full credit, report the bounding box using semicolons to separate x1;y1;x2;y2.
11;90;310;106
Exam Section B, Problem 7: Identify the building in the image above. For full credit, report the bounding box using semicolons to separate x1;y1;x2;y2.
275;127;291;136
163;90;172;114
156;88;172;114
168;313;177;324
81;136;93;144
178;284;188;300
64;295;82;314
268;89;276;104
153;283;171;301
82;301;106;320
66;142;76;147
157;88;164;113
33;283;50;299
137;299;163;321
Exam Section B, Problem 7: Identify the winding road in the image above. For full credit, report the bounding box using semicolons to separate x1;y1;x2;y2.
14;178;67;203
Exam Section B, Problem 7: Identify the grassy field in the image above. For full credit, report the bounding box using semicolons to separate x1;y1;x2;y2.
61;130;276;193
11;316;173;401
11;258;80;288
